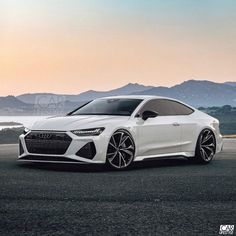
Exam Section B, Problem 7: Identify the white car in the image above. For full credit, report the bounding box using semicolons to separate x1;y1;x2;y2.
18;96;223;169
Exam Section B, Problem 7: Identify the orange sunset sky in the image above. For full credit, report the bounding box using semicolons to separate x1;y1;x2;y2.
1;0;236;96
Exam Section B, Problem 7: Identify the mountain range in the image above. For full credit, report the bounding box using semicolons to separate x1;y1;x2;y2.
0;80;235;115
16;83;153;104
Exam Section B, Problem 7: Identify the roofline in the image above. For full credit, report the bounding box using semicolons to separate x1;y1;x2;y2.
97;95;166;100
96;95;197;110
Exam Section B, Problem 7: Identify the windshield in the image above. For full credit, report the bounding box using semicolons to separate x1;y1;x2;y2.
70;98;143;116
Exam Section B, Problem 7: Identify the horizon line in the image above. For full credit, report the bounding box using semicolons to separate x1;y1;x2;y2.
1;79;235;97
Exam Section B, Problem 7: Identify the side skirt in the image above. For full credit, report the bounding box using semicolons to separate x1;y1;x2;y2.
134;152;195;162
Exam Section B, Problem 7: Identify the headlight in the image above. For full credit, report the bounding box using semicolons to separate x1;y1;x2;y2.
71;127;105;136
23;127;31;135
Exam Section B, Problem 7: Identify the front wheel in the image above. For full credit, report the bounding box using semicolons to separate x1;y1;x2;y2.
106;129;135;170
194;129;216;164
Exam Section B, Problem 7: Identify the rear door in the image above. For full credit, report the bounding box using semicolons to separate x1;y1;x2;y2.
164;100;196;152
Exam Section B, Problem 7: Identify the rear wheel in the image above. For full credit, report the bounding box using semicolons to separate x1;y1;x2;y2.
194;129;216;164
106;129;135;170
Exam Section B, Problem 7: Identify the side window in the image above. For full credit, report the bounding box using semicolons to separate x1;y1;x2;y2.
169;100;193;115
138;99;172;116
138;100;162;115
138;99;193;116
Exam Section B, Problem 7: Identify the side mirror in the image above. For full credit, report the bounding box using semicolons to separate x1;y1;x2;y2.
142;110;158;121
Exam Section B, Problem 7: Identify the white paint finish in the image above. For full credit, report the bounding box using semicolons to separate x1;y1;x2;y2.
18;95;223;165
134;116;181;157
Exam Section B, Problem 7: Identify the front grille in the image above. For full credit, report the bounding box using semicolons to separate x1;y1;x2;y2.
25;132;72;155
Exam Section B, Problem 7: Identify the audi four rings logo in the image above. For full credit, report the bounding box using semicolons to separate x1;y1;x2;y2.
37;133;52;139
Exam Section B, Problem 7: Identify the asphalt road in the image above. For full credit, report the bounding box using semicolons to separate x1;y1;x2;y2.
0;140;236;236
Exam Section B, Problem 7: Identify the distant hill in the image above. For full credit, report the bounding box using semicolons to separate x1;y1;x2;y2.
0;80;236;115
0;96;29;108
17;83;153;104
225;81;236;87
74;83;154;101
0;96;33;115
132;80;236;107
0;96;83;115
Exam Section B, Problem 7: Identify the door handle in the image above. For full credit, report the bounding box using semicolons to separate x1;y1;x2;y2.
172;122;180;126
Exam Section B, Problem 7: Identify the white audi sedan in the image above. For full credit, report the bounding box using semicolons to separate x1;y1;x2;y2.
18;95;223;169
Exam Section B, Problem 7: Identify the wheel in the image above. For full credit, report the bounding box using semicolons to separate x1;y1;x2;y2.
106;129;135;170
194;129;216;164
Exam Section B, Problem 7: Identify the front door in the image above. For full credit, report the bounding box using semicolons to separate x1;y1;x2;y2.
135;115;181;157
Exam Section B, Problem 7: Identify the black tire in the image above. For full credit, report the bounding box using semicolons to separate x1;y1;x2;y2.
194;129;216;164
106;129;135;170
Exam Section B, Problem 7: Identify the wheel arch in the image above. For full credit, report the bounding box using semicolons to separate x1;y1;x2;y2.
105;128;136;169
106;127;136;151
194;127;216;156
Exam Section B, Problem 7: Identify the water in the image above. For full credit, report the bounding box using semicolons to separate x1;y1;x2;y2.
0;116;49;130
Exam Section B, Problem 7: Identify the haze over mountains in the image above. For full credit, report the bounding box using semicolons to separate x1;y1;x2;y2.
0;80;235;115
17;83;153;104
224;81;236;87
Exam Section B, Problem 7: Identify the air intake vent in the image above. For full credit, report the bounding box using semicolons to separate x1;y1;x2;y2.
19;140;24;155
76;142;96;159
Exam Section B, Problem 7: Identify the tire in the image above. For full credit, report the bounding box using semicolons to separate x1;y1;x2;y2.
194;129;216;164
106;129;135;170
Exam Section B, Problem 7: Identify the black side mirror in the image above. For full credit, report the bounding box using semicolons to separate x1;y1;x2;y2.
142;110;158;121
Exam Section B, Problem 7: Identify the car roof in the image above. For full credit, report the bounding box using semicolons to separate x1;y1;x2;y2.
96;95;196;111
97;95;172;100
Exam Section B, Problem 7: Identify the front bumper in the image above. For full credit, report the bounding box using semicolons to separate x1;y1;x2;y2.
18;130;107;164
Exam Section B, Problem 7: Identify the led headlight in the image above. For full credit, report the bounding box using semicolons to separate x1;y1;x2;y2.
23;127;31;135
71;127;105;136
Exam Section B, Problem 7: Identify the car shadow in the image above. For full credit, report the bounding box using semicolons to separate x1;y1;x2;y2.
17;162;106;173
133;157;192;170
17;157;195;173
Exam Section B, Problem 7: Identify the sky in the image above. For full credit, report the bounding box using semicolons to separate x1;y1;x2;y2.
0;0;236;95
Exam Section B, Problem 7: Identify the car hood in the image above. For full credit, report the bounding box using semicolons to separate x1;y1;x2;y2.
30;115;130;131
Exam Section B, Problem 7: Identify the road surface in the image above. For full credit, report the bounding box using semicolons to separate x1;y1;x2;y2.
0;139;236;235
